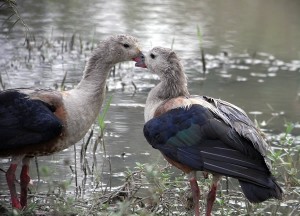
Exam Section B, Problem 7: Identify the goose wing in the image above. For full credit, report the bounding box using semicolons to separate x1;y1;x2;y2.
0;89;63;152
144;102;271;187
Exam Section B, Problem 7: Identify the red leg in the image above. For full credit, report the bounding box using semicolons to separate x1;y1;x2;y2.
5;163;21;209
188;171;200;216
206;175;221;216
20;157;31;208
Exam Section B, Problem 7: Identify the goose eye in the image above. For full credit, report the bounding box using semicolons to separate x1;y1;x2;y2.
150;53;156;59
123;43;130;48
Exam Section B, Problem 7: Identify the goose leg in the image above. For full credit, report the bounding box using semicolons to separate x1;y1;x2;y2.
206;175;221;216
5;156;23;209
188;171;200;216
20;157;31;208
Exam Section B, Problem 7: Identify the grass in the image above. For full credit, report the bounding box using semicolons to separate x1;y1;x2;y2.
269;123;300;187
1;120;298;216
197;25;207;75
1;0;31;39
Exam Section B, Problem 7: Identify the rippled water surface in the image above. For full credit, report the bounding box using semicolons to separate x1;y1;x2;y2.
0;0;300;214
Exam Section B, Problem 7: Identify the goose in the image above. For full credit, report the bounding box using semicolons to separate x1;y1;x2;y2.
136;47;282;216
0;34;144;210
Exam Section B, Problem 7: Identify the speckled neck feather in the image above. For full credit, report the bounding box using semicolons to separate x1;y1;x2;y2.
144;50;190;122
158;66;189;100
152;52;189;100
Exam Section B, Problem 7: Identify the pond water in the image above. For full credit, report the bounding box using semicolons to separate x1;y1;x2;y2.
0;0;300;214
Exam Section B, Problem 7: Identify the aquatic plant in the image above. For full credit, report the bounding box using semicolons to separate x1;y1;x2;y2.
197;25;206;75
0;0;30;37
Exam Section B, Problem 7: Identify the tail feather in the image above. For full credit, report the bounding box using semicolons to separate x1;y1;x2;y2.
239;177;283;203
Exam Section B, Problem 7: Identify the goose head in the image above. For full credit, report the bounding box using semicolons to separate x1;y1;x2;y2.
92;34;144;65
137;47;185;83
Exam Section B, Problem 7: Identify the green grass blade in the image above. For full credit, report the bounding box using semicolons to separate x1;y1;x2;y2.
197;24;202;46
98;95;113;131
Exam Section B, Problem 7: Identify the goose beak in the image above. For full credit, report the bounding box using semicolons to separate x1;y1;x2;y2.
133;52;147;68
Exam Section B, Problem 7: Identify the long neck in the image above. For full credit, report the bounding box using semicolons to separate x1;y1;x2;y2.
63;42;114;144
144;69;190;122
76;42;112;97
72;44;113;110
158;73;189;100
157;56;190;100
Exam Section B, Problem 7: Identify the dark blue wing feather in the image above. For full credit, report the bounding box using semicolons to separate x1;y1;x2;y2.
0;90;63;150
144;104;272;187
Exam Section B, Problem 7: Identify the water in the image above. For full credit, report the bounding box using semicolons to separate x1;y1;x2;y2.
0;0;300;214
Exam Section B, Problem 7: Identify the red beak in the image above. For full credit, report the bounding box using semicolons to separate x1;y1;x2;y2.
133;52;147;68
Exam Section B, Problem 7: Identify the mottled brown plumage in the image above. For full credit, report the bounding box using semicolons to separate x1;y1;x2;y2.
0;34;144;209
138;47;282;216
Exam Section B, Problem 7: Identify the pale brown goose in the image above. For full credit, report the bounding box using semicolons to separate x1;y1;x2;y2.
137;47;282;216
0;34;144;209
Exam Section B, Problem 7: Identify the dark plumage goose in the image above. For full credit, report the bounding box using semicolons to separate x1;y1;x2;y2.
0;34;144;210
136;47;282;216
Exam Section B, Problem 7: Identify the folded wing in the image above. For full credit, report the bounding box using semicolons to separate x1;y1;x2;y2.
0;90;63;150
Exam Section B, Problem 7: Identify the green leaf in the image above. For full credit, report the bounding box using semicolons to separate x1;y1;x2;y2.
285;122;294;135
197;24;202;46
98;95;113;131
